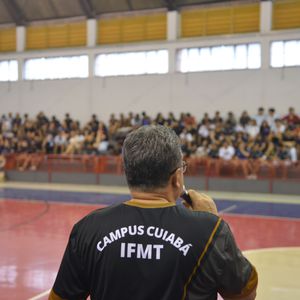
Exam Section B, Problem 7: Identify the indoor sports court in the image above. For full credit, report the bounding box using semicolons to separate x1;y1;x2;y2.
0;182;299;299
1;0;300;299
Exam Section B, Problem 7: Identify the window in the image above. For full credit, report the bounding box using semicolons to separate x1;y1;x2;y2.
0;60;18;81
177;43;261;73
271;40;300;68
24;55;88;80
94;50;168;77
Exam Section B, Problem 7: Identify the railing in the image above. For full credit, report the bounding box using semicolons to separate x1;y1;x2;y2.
3;154;300;191
185;156;300;179
4;153;123;174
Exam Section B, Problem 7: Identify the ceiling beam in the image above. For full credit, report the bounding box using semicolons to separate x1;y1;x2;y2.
164;0;177;11
2;0;27;26
79;0;96;18
48;0;60;18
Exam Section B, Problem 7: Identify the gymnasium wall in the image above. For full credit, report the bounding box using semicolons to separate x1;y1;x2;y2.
1;30;299;122
0;0;300;122
1;66;299;123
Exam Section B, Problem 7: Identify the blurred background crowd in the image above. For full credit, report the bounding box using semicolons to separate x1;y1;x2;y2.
0;107;299;176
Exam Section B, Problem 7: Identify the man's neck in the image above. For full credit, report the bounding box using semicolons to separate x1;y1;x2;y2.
130;189;176;203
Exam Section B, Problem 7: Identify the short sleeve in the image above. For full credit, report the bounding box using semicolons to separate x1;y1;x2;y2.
52;225;89;299
214;222;258;299
192;220;258;299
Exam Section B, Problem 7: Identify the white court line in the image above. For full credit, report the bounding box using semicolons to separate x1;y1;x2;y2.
224;211;300;222
243;246;300;255
2;181;300;204
27;288;51;300
219;205;237;214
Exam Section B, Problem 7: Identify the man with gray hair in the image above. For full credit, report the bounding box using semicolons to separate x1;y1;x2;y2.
49;125;257;300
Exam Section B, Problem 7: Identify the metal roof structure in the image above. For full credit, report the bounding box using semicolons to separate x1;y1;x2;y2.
0;0;244;26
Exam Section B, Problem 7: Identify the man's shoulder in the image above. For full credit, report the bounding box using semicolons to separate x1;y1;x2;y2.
175;205;222;227
75;203;125;228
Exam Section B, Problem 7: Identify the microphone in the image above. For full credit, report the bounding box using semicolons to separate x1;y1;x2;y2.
180;185;192;206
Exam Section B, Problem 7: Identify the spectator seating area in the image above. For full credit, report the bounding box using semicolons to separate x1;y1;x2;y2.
1;107;300;179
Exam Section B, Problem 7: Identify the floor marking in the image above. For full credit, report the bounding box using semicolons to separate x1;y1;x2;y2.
27;289;51;300
2;197;108;208
224;211;300;222
243;246;300;255
1;181;300;204
0;181;130;195
271;287;300;292
219;204;237;214
212;194;300;205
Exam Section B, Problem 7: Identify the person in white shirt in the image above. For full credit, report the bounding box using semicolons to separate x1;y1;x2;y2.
198;121;210;138
64;130;85;154
219;141;235;161
180;129;195;156
195;140;209;158
179;129;194;143
216;141;235;175
1;115;12;136
272;119;285;134
253;107;266;127
246;119;259;139
266;108;278;130
54;131;67;154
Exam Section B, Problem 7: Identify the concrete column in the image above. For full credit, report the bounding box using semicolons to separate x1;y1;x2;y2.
167;11;180;41
16;26;26;52
260;38;270;70
168;47;176;73
260;1;273;33
17;57;23;80
87;19;97;47
88;53;95;77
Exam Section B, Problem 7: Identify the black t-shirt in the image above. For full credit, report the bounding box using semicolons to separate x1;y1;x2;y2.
51;200;257;300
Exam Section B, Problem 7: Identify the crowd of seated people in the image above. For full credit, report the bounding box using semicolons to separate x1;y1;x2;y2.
180;107;299;178
0;107;299;177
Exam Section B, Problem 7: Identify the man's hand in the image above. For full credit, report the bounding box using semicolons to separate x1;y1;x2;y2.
183;190;218;216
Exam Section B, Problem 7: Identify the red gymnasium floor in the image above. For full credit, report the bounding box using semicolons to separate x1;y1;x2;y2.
0;200;101;300
0;190;300;299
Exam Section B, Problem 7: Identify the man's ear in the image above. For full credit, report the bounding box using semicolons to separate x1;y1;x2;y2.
170;169;181;189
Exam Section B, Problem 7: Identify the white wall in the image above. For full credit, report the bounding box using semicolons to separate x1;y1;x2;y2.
0;29;300;123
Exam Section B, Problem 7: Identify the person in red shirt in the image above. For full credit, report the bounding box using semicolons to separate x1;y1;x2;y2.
282;107;300;126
